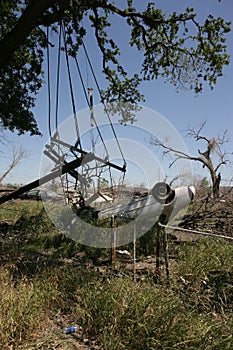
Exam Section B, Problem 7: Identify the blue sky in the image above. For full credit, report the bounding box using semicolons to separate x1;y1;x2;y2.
1;0;233;188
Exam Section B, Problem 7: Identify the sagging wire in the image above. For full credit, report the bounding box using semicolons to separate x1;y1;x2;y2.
81;39;127;169
74;56;109;157
62;22;82;150
158;222;233;241
55;23;62;132
46;26;52;138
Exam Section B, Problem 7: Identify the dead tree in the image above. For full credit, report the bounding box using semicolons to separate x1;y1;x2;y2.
0;143;28;184
150;121;232;199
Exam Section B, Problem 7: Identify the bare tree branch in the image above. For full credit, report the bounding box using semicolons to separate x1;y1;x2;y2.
150;123;232;199
0;144;29;184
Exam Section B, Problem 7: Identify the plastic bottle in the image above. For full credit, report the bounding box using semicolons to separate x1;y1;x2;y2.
64;326;77;334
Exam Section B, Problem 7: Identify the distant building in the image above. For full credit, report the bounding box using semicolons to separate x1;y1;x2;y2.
116;185;148;199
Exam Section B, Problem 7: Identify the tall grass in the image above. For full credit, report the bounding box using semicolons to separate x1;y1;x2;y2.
1;201;233;349
79;276;233;350
176;238;233;275
1;262;233;349
0;267;61;349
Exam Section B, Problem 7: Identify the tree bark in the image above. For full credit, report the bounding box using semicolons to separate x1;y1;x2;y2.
212;172;221;199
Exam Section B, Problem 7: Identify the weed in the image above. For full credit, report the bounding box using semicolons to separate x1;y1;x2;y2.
78;277;233;349
0;267;61;349
1;201;233;349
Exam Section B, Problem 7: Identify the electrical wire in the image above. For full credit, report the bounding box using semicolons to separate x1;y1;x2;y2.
81;40;126;166
46;26;52;138
74;56;109;158
46;25;126;203
62;22;82;150
158;222;233;241
55;23;62;132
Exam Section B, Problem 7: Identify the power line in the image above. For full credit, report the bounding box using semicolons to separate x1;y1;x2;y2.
159;222;233;241
81;40;126;166
62;22;82;150
46;26;52;138
55;23;62;132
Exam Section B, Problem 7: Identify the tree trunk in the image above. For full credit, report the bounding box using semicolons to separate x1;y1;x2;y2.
212;173;221;199
210;170;221;199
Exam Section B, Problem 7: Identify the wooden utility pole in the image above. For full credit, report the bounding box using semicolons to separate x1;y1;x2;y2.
111;215;116;263
0;156;84;204
155;222;170;280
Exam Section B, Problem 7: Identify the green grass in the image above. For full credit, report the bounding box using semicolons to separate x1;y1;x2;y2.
78;277;233;350
0;201;233;349
0;267;61;349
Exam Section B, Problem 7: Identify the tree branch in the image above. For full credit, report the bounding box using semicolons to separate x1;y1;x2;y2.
0;0;54;69
0;146;28;184
101;2;194;25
